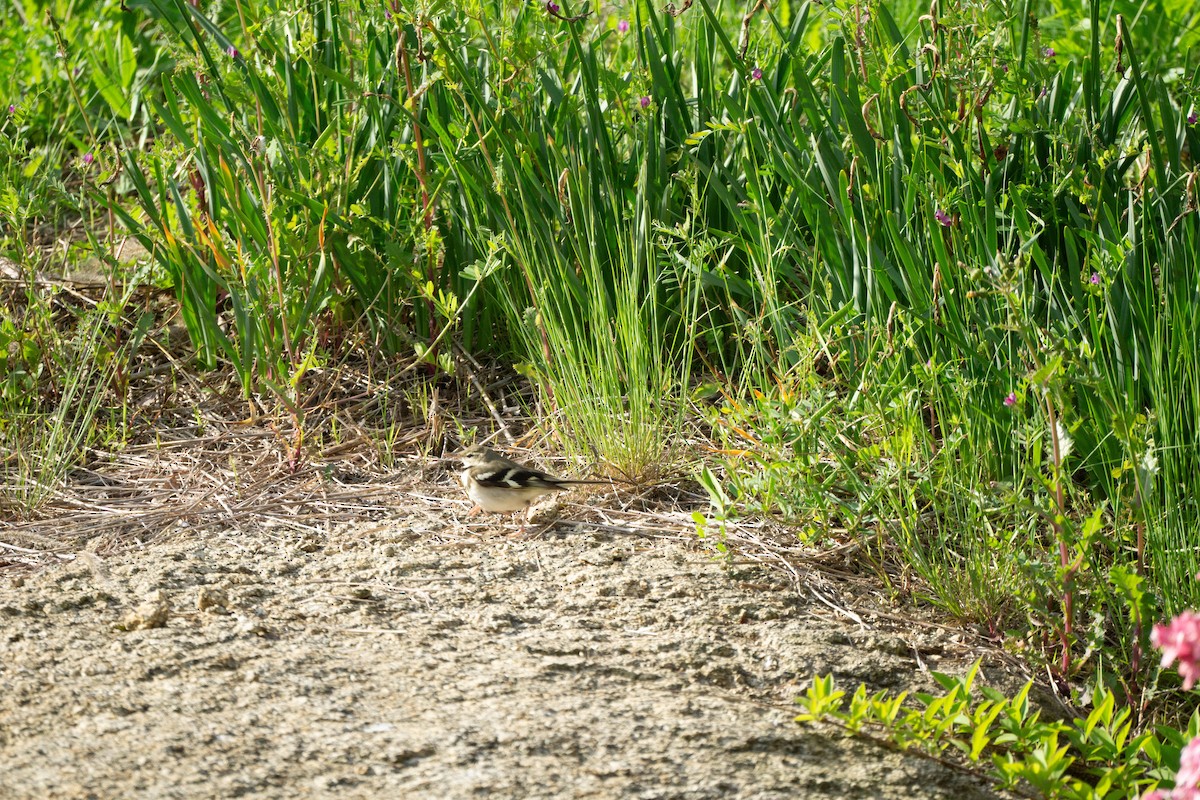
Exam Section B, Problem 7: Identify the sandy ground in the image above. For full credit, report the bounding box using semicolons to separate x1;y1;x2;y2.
0;483;1009;800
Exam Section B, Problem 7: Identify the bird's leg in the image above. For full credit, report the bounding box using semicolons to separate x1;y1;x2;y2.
511;505;534;538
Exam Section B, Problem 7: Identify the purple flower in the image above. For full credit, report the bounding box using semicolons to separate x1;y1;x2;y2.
751;67;763;81
385;8;391;20
226;45;239;58
639;95;650;109
934;209;952;227
546;1;559;12
1003;392;1017;407
1043;46;1056;59
1090;272;1100;285
6;104;13;114
1038;86;1049;99
82;152;94;165
1189;111;1198;125
617;19;629;32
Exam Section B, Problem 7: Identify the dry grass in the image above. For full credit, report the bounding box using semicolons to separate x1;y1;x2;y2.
0;276;471;566
0;426;396;566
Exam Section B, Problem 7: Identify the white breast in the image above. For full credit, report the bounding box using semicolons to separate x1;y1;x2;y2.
466;481;551;512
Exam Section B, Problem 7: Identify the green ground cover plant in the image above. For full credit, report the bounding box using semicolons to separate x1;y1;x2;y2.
4;0;1200;794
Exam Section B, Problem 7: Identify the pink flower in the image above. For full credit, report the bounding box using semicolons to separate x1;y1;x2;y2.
751;67;763;81
226;45;238;58
546;1;559;12
1003;392;1017;407
1152;611;1200;690
1090;272;1100;285
1177;737;1200;789
1148;785;1200;799
639;95;650;109
1043;46;1056;59
1190;111;1198;125
617;19;629;32
935;209;952;227
82;152;94;165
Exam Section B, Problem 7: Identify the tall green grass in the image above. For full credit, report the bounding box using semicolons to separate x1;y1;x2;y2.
683;0;1200;679
422;6;707;472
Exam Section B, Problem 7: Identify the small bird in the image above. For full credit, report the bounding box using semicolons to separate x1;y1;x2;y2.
452;444;608;532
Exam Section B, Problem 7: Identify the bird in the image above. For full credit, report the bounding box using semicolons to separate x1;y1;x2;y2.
451;444;609;533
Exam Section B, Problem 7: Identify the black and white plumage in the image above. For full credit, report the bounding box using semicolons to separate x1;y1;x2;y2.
453;445;607;525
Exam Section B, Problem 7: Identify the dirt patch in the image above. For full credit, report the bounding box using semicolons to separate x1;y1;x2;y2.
0;486;1011;799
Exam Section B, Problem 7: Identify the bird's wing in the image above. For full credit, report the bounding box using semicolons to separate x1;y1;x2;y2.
479;452;527;471
468;464;570;490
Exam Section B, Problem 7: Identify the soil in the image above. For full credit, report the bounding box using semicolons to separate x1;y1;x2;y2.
0;470;1014;800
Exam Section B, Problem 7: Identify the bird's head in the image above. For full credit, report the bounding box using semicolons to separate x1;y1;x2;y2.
452;444;499;470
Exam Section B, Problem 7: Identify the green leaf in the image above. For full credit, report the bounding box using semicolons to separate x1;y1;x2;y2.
88;31;137;119
1027;355;1064;388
